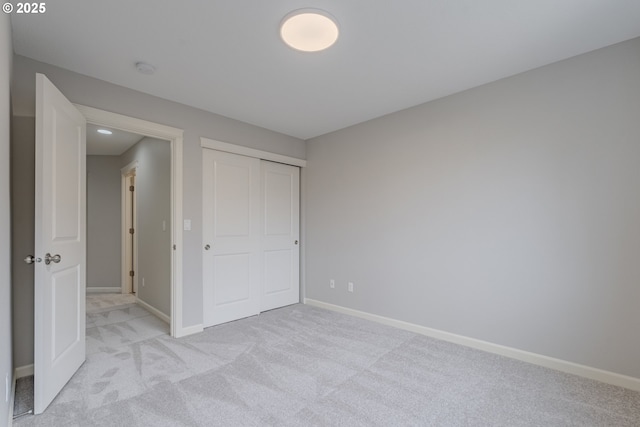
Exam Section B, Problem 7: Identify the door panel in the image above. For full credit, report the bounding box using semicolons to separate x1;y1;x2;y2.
34;73;86;414
264;250;292;294
216;163;252;237
52;267;80;358
261;161;300;311
52;116;81;240
214;254;251;304
264;171;292;236
203;150;260;327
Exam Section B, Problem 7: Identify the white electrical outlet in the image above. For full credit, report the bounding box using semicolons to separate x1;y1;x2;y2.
348;282;354;292
330;279;335;289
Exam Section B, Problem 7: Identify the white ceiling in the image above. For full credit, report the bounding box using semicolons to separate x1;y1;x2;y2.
86;124;143;156
10;0;640;140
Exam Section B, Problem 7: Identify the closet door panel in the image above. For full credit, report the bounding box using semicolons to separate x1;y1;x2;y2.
203;150;260;327
261;161;300;311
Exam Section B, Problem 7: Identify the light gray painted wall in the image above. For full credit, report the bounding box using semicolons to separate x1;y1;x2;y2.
305;37;640;379
10;116;34;369
87;156;121;289
10;55;305;365
0;13;12;423
121;138;171;316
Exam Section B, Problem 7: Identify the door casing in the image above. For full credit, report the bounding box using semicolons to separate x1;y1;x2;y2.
120;163;138;295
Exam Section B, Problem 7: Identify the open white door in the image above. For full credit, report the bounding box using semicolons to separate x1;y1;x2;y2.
34;74;86;414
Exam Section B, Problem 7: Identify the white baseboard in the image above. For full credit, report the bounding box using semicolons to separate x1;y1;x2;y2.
14;364;33;379
174;323;204;338
136;298;170;324
11;365;34;424
8;370;15;427
86;287;121;293
304;298;640;392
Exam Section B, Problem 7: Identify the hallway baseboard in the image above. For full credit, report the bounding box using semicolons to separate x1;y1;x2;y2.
14;364;33;379
136;298;170;324
86;287;121;293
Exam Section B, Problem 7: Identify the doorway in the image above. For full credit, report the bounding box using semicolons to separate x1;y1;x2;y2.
86;125;173;324
76;104;185;337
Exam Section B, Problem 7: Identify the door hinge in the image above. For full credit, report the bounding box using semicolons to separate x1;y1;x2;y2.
129;228;135;234
129;185;135;192
129;270;135;277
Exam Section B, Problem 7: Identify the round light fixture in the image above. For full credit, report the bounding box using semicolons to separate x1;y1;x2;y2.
97;129;113;135
280;9;339;52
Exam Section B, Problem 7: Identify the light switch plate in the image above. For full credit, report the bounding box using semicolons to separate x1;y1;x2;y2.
184;219;191;231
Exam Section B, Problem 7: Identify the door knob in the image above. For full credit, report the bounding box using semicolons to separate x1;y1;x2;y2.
24;255;42;264
294;240;298;245
204;244;211;250
44;253;61;265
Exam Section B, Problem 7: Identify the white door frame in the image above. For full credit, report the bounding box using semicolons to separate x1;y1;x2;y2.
75;105;185;338
121;161;138;295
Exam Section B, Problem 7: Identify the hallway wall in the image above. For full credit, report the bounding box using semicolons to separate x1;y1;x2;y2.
121;138;172;317
87;155;122;290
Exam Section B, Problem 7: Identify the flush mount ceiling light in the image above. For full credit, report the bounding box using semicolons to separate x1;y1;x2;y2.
97;129;113;135
280;9;339;52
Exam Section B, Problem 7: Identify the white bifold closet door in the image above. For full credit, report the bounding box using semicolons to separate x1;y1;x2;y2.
202;149;299;327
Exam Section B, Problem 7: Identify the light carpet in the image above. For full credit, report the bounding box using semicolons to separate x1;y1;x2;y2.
15;302;640;426
86;293;136;313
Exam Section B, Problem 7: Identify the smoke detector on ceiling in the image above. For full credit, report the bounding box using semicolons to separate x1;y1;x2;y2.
135;61;156;75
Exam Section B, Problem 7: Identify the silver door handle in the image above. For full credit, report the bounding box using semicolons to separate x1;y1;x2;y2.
204;244;210;250
24;255;42;264
44;253;61;265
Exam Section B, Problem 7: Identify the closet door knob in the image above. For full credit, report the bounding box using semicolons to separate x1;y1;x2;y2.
204;244;211;250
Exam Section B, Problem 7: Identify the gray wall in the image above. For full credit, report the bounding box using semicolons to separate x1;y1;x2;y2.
87;156;121;289
305;37;640;379
10;116;34;369
0;13;12;423
10;55;305;367
121;138;171;316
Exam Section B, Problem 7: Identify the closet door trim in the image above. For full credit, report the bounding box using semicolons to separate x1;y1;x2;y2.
201;137;307;168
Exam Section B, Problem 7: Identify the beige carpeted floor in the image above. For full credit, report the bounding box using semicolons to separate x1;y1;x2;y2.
14;296;640;426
